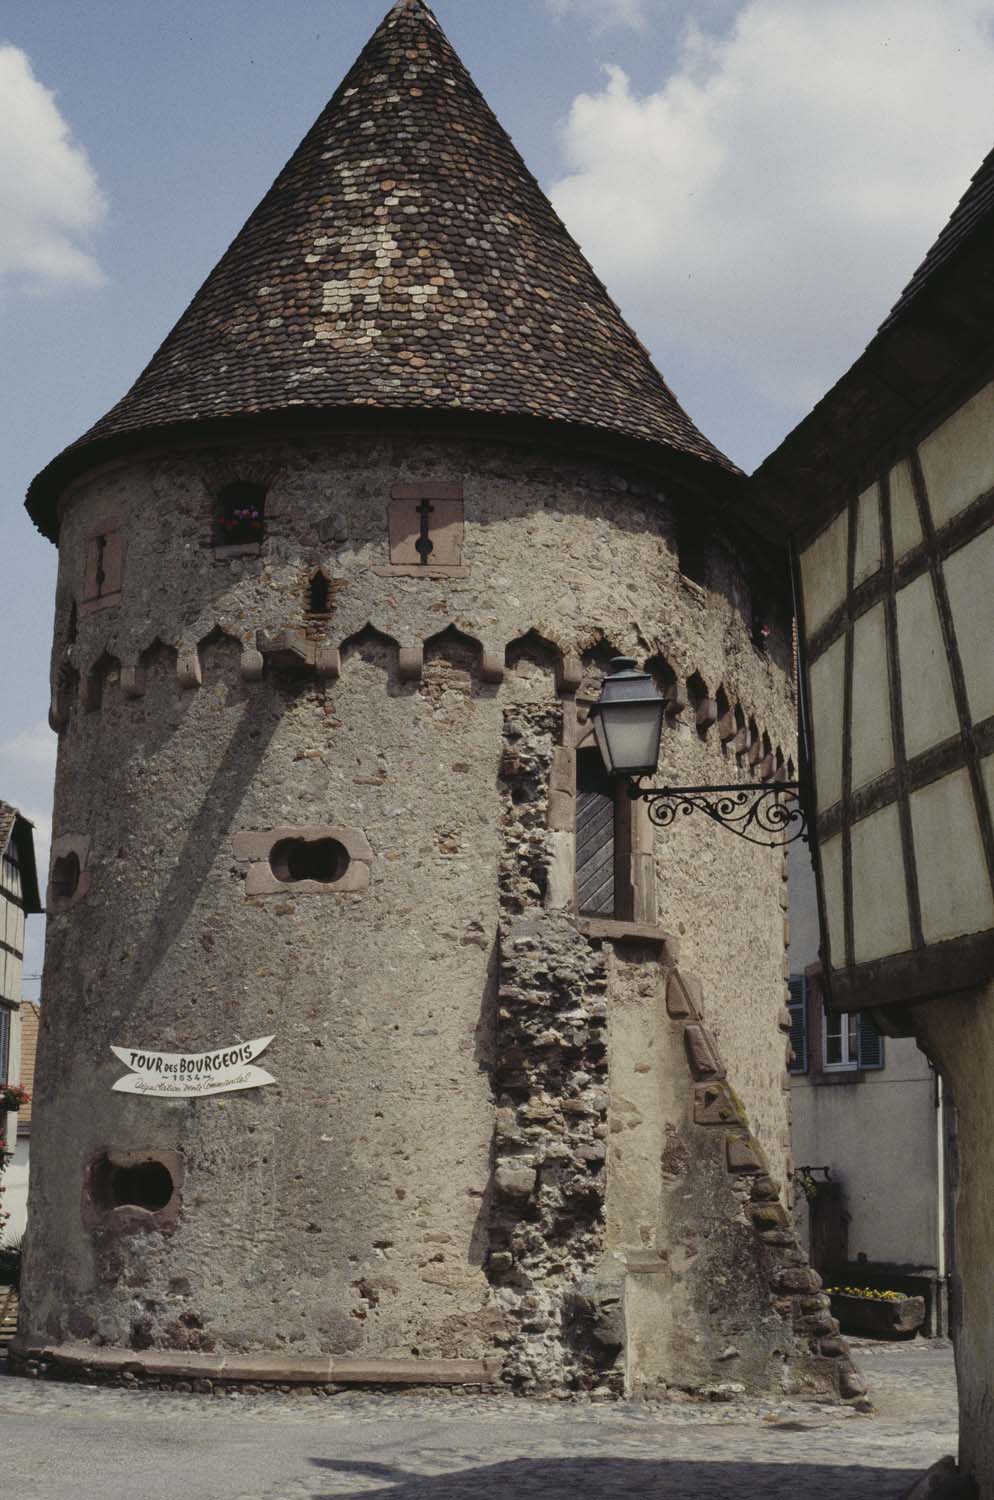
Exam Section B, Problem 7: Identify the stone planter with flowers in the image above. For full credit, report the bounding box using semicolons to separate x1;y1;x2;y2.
827;1285;926;1338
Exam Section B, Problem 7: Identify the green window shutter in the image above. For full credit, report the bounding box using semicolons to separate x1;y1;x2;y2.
858;1012;885;1070
576;748;615;916
787;976;808;1074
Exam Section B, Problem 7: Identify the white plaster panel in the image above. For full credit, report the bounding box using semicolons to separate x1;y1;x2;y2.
800;509;848;635
919;380;994;530
982;754;994;835
808;636;845;811
850;602;893;791
889;459;922;560
819;835;846;968
853;483;882;587
910;770;994;944
895;572;959;759
851;803;911;963
943;526;994;727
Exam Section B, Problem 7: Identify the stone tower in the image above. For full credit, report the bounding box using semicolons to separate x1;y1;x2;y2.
17;0;862;1400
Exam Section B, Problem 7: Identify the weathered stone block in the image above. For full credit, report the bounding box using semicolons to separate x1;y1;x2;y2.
665;969;701;1020
838;1363;869;1399
726;1134;764;1173
494;1165;537;1201
693;1082;739;1126
776;1266;823;1294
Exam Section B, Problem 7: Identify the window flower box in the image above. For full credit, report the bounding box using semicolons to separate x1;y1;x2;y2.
0;1084;29;1113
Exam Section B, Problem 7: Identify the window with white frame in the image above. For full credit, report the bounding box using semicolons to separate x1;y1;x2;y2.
823;1007;884;1071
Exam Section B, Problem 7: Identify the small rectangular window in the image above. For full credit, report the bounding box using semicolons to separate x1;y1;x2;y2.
576;748;616;917
575;745;634;921
82;528;124;608
822;1008;884;1071
214;482;267;549
388;488;464;570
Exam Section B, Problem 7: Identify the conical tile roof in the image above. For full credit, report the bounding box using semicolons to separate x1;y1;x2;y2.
28;0;735;536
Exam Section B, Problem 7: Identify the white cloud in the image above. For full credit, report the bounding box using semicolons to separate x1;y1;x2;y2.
0;722;57;773
547;0;649;33
550;0;994;438
0;44;107;289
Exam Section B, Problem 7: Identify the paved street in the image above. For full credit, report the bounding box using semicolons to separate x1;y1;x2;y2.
1;1341;956;1499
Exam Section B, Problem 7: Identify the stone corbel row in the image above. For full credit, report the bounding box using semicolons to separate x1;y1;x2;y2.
50;627;793;781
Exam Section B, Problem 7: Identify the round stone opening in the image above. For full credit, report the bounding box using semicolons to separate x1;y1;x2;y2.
91;1156;175;1213
270;837;350;885
111;1161;174;1211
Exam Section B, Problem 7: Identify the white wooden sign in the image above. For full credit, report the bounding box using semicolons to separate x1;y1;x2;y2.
110;1037;276;1099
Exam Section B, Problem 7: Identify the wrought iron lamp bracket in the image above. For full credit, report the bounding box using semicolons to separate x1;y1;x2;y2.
626;779;807;849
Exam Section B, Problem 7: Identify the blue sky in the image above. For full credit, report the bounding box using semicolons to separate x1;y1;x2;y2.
4;0;994;993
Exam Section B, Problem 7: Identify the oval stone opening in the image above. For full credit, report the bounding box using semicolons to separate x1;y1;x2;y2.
269;837;350;885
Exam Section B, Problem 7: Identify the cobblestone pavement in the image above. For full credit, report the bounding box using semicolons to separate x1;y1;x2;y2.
0;1340;956;1500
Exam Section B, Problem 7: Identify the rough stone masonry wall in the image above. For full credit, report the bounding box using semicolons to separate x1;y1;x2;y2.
489;698;616;1394
23;426;811;1392
489;696;864;1401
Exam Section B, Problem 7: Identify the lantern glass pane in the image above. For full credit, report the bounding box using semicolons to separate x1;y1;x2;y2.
595;700;664;776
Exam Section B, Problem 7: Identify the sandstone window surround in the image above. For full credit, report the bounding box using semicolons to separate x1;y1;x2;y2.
380;482;467;577
547;711;664;944
232;825;373;897
80;523;124;616
46;834;92;914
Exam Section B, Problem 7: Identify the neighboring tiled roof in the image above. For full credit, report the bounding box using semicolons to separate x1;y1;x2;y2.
16;1003;40;1131
881;145;994;331
0;804;16;859
27;0;736;537
0;802;42;916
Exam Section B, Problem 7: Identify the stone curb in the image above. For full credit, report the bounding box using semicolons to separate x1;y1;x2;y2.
9;1342;501;1387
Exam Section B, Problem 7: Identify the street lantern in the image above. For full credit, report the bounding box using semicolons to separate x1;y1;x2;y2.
589;657;666;777
592;657;805;848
